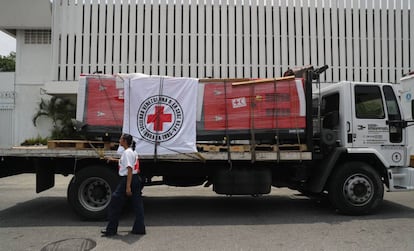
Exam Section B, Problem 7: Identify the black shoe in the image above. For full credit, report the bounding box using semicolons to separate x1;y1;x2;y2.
101;229;117;237
130;230;146;235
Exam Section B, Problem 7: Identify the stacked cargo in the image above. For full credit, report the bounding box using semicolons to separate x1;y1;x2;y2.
76;75;124;138
198;78;306;143
76;75;306;144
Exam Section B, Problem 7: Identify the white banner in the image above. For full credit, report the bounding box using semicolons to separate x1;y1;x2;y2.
123;75;198;155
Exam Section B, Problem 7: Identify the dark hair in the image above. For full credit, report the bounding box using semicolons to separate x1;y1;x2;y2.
122;133;136;150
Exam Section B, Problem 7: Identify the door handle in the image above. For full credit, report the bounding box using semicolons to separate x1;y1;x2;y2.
347;121;351;132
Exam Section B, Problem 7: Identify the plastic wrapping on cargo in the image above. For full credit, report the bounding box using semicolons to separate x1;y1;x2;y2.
197;78;306;143
77;75;306;144
76;74;124;136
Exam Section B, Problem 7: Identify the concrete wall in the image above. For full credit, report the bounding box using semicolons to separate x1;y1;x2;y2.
0;72;14;92
11;30;53;146
0;72;15;147
15;30;52;83
0;0;51;29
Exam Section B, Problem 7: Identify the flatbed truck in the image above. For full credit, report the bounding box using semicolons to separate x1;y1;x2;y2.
1;67;414;220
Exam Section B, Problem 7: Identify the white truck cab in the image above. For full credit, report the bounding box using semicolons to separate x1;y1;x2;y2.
318;81;414;194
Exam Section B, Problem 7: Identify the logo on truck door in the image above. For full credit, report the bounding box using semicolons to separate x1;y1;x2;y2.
137;95;184;142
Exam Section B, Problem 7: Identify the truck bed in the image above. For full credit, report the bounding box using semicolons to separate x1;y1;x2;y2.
0;146;311;161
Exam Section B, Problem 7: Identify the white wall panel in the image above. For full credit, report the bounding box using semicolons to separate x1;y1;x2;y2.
190;1;198;77
136;0;145;73
309;0;317;70
410;0;414;72
51;2;61;79
235;1;243;77
345;1;353;81
331;0;339;82
228;0;236;77
352;0;360;82
97;1;106;74
89;1;98;74
150;1;160;75
302;0;310;69
74;1;83;77
374;0;382;82
316;0;325;82
112;1;121;73
52;0;414;84
251;1;259;77
197;1;206;77
265;1;274;77
395;0;402;82
142;1;151;74
323;0;332;82
388;0;396;83
359;0;367;82
407;1;414;71
402;0;409;75
59;0;68;80
280;0;288;73
257;0;266;78
366;0;374;82
243;1;251;77
338;1;346;81
128;1;137;73
212;0;220;78
294;0;302;72
120;2;129;73
381;0;388;83
287;1;295;70
66;1;76;80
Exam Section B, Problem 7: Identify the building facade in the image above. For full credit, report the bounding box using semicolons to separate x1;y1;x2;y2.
0;0;413;146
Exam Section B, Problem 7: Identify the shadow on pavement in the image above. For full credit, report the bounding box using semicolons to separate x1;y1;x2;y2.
1;193;414;228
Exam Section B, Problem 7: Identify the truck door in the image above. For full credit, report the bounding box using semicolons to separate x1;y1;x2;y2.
351;84;406;166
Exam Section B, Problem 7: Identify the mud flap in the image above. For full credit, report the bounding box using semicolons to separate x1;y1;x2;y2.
35;158;55;193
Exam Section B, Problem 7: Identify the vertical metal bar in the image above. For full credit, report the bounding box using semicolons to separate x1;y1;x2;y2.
306;70;314;153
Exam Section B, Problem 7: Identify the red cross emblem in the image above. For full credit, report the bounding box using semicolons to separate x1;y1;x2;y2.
147;106;172;131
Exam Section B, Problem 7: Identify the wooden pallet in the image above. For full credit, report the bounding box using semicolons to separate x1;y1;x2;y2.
275;144;307;151
197;144;307;153
197;144;248;152
47;140;112;150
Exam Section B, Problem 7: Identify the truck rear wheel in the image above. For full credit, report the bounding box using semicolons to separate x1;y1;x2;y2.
67;165;118;220
328;161;384;215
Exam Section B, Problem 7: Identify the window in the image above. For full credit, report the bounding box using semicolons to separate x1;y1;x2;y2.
355;86;385;119
383;85;402;143
321;93;339;129
24;30;51;44
383;86;401;121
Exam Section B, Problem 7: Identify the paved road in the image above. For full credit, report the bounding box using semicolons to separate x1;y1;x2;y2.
1;174;414;251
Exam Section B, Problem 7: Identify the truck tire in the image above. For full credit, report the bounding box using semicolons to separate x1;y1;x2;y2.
67;165;118;220
328;161;384;215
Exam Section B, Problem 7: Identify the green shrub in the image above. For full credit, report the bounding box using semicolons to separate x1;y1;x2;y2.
21;136;49;146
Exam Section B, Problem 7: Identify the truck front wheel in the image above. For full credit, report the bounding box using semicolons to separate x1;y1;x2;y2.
67;165;118;220
328;161;384;215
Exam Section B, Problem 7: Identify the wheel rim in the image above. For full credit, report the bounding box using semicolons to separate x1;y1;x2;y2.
78;177;112;212
342;173;374;207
